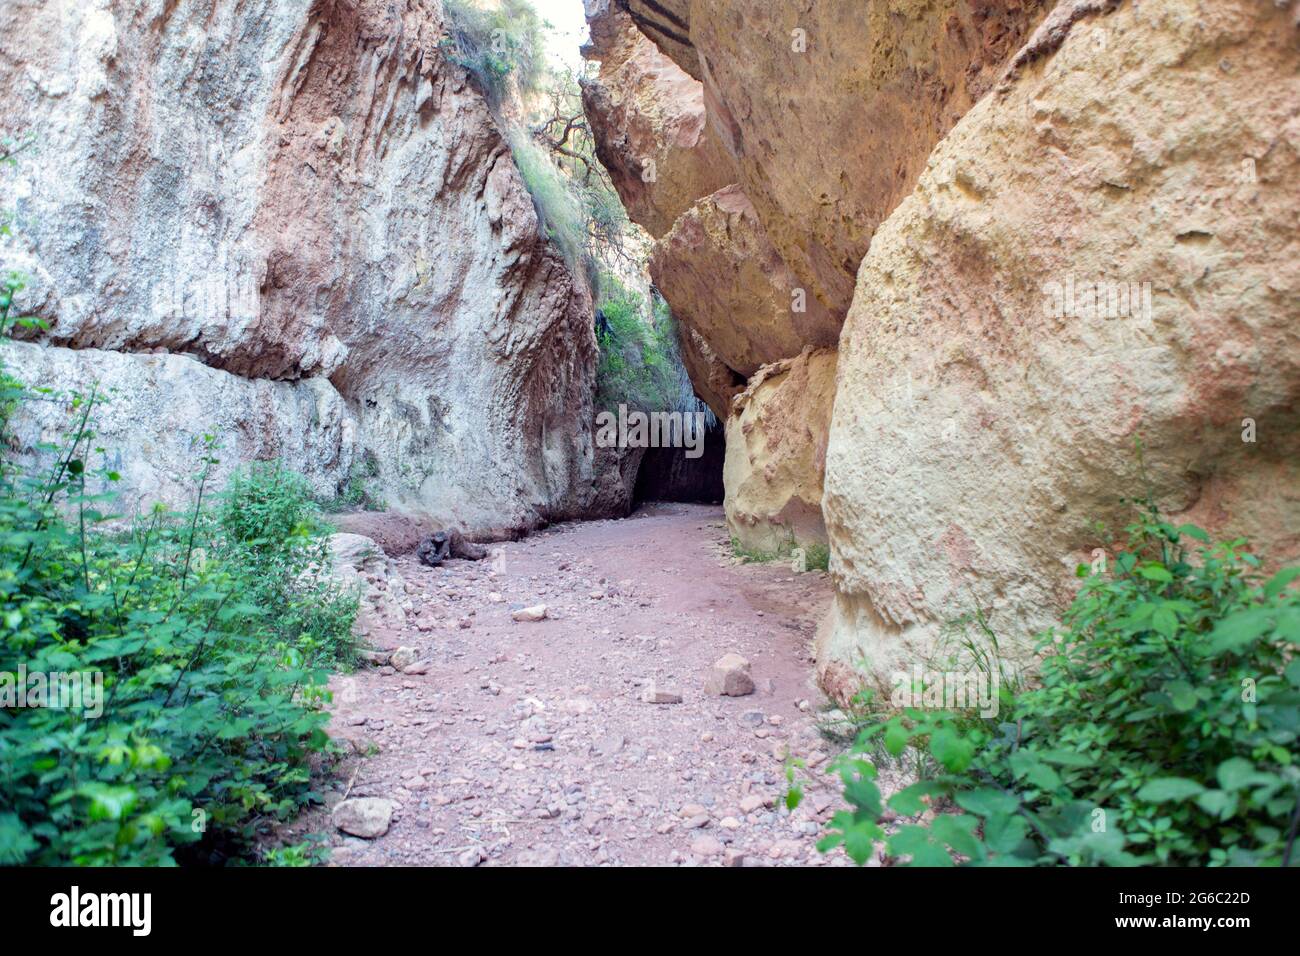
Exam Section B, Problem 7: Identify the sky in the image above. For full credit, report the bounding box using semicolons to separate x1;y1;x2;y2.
530;0;591;74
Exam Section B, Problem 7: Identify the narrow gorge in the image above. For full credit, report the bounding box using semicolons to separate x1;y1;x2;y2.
2;0;1298;873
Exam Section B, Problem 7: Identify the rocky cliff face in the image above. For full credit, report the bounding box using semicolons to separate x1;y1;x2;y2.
586;0;1300;699
1;0;614;534
819;0;1300;697
723;348;836;555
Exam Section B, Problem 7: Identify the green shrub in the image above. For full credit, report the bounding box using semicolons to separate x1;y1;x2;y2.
801;502;1300;866
509;130;593;279
219;461;360;669
319;454;386;514
0;383;355;865
440;0;545;103
595;281;689;414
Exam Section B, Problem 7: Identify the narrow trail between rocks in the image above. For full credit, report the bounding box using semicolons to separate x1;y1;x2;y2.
282;503;857;866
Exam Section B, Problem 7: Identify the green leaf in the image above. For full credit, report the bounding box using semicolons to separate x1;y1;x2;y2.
1195;789;1239;821
889;780;944;816
1166;680;1198;712
1215;758;1268;792
1209;608;1274;653
931;814;983;860
1263;566;1300;600
889;825;954;867
1137;778;1205;802
883;719;909;757
1137;564;1173;583
930;727;975;773
955;787;1021;817
1151;606;1178;638
982;812;1030;856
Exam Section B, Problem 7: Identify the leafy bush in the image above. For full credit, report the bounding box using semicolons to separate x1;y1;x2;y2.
440;0;545;103
803;502;1300;866
0;381;355;864
219;461;360;669
595;281;688;414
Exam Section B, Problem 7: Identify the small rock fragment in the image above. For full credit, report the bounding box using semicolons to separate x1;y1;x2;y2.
331;798;395;839
390;647;418;670
705;653;755;697
511;605;548;623
640;682;682;704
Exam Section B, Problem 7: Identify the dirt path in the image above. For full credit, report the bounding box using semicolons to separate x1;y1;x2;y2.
284;503;854;866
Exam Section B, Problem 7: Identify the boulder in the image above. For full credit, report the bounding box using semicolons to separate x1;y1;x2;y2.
819;0;1300;698
724;349;837;556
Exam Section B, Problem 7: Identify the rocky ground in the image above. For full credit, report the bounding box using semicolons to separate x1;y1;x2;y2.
277;503;864;866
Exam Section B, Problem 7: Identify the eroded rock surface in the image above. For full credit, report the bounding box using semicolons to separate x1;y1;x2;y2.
580;8;732;238
723;349;837;555
0;0;610;534
650;187;840;379
819;0;1300;695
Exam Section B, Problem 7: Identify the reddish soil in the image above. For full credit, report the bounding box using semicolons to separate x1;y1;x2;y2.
280;503;856;866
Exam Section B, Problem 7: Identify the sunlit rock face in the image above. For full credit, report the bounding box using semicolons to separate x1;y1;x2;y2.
0;0;615;534
598;0;1052;319
580;5;732;239
724;348;837;556
650;186;841;380
819;0;1300;698
588;0;1300;705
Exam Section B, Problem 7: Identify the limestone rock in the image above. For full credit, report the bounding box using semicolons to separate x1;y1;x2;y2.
678;326;744;422
705;653;754;697
819;0;1300;698
581;11;733;238
390;647;418;671
676;0;1050;317
724;349;837;556
650;187;840;380
327;533;406;636
640;683;682;704
331;798;395;839
2;342;352;509
0;0;616;534
511;605;548;623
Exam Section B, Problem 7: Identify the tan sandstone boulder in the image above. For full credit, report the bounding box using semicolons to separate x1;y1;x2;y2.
650;187;841;379
664;0;1053;317
818;0;1300;700
724;349;838;556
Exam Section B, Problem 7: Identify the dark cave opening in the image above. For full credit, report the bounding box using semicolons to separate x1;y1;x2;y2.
631;418;726;506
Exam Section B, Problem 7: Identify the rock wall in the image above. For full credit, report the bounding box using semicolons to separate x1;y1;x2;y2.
586;0;1300;701
0;0;612;534
723;348;837;555
819;0;1300;696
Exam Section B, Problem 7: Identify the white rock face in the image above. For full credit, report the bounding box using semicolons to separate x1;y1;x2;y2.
2;341;353;508
0;0;611;534
327;532;408;637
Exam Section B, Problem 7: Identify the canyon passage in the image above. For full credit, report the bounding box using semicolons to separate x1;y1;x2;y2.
0;0;1297;871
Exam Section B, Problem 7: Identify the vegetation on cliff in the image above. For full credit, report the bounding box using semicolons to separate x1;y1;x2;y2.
801;503;1300;867
0;301;356;862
